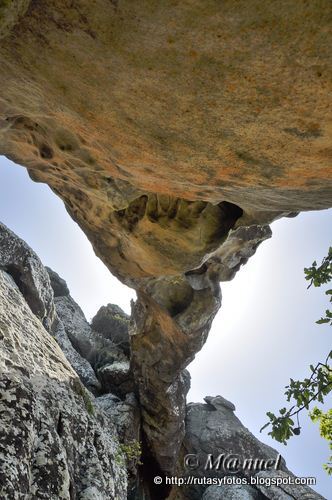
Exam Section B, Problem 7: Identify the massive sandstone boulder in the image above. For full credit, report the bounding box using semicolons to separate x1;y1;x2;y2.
0;1;331;286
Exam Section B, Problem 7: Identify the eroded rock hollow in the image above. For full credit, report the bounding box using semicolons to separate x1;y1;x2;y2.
0;1;332;498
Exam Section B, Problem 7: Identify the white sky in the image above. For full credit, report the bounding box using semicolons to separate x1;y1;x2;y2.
0;157;331;497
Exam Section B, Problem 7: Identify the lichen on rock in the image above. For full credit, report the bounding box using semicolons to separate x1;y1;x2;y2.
0;268;127;499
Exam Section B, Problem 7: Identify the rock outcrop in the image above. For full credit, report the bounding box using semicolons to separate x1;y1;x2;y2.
46;266;70;297
0;2;332;498
53;289;134;398
202;484;262;500
1;1;331;224
92;304;130;357
0;224;327;499
0;255;127;498
0;0;331;288
0;223;143;498
0;223;55;331
174;396;324;499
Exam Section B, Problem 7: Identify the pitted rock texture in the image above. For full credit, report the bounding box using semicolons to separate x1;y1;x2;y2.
185;224;272;288
0;0;331;223
1;2;331;482
0;269;127;499
0;3;332;497
131;277;220;474
0;222;55;331
0;1;332;287
0;226;327;499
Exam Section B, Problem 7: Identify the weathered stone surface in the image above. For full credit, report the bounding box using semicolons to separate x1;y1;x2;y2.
96;392;141;495
97;360;134;398
0;269;127;499
96;392;140;450
53;315;101;394
0;225;101;393
0;222;55;331
46;266;70;297
254;470;326;500
131;277;220;474
91;303;130;356
173;396;324;499
186;224;272;287
55;293;133;396
1;1;332;224
183;395;287;485
202;484;262;500
0;1;331;286
0;225;327;499
0;3;332;497
0;0;30;40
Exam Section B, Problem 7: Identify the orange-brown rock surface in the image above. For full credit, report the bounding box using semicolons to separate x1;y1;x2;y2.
0;0;332;491
1;0;332;281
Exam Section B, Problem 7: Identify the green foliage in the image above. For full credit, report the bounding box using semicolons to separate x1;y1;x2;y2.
304;247;332;325
115;440;142;467
112;313;129;325
82;390;95;416
260;248;332;473
310;408;332;475
304;247;332;289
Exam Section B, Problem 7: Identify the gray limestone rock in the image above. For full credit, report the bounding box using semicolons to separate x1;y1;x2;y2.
179;396;323;499
53;316;101;394
96;360;134;398
0;222;101;394
0;269;127;499
254;470;326;500
46;266;70;297
96;393;141;498
96;392;140;445
91;303;130;356
202;484;262;500
184;397;287;480
0;221;55;331
55;294;133;396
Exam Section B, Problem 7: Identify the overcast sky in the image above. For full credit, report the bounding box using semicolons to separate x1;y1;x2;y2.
0;156;331;497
